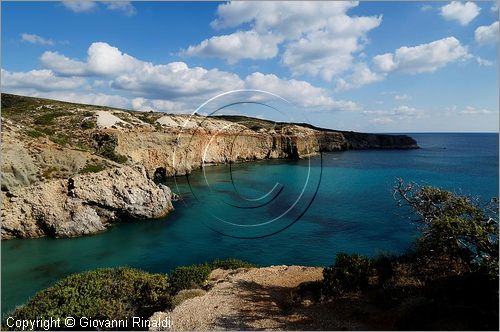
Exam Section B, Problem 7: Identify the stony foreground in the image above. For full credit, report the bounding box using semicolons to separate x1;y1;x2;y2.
150;266;370;331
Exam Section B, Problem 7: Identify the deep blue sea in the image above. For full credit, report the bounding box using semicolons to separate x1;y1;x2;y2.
1;133;498;315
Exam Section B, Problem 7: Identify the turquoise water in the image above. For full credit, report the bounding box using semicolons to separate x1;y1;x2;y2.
2;133;498;315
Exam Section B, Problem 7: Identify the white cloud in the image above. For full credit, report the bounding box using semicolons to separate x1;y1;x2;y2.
474;21;499;45
41;42;146;77
110;62;244;100
62;0;97;13
440;1;480;26
364;105;422;126
183;31;281;64
1;69;87;92
335;63;385;91
395;94;411;101
393;105;419;116
102;1;136;16
131;97;185;113
22;42;360;114
21;33;54;46
41;42;359;110
476;57;494;66
40;51;88;76
62;1;135;15
492;2;499;12
245;72;360;111
186;1;382;81
373;37;469;74
370;117;393;125
420;4;433;12
460;106;497;114
47;92;130;108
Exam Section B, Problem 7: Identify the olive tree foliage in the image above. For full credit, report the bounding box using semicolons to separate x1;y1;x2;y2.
394;179;498;276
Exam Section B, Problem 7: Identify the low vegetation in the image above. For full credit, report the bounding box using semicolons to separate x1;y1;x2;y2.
169;259;255;294
80;162;107;174
8;268;171;330
4;259;254;330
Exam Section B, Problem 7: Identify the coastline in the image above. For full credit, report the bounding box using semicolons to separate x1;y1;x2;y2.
1;93;417;240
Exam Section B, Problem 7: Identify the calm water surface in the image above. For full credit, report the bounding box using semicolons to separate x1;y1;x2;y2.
2;133;498;315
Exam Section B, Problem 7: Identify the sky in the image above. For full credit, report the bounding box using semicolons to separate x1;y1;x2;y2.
1;1;499;132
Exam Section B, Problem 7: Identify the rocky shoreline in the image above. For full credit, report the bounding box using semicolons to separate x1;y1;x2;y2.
2;166;174;239
1;93;418;239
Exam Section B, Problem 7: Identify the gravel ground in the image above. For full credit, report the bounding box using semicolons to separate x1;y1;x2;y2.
150;265;370;331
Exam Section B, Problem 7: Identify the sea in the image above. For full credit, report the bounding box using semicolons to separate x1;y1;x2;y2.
1;133;498;316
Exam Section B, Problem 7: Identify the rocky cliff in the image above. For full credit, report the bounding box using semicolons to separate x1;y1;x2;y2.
1;165;174;239
1;93;418;239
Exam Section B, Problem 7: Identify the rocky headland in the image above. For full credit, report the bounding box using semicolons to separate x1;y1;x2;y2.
1;93;418;239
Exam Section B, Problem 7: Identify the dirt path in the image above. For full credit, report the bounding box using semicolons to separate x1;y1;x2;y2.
152;266;370;331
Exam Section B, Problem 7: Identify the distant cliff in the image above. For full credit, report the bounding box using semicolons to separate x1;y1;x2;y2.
1;93;418;238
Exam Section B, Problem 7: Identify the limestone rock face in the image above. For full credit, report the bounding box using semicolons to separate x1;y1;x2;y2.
1;165;173;239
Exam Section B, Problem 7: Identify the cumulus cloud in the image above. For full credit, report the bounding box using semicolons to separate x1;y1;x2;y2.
373;37;469;74
3;41;362;114
182;31;281;64
38;42;358;112
245;72;361;111
440;1;480;25
185;1;382;80
1;69;87;92
21;33;54;46
40;51;88;76
475;21;499;45
335;63;385;91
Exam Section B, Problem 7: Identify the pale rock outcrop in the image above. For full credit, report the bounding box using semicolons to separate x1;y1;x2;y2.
1;165;173;239
96;111;131;128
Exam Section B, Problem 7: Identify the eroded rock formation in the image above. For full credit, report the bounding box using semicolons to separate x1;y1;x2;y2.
1;165;173;239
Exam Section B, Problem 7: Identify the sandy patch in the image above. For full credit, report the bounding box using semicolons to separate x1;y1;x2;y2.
96;111;130;128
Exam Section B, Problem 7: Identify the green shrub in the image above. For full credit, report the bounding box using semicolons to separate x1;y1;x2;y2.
25;129;44;138
168;259;254;294
34;111;65;125
80;163;106;174
50;134;69;146
38;127;55;136
210;258;255;270
41;166;58;179
99;148;128;164
81;119;96;129
172;289;206;306
8;268;171;330
394;180;499;276
169;263;212;294
322;253;372;297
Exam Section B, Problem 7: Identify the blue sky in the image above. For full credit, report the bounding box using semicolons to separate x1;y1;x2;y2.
2;1;499;132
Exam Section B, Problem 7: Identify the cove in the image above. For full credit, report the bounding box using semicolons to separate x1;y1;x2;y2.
2;133;498;316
